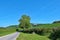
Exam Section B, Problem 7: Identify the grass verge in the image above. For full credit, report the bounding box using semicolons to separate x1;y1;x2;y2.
17;33;50;40
0;28;16;36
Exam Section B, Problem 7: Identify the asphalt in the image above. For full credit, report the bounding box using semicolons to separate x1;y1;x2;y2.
0;32;20;40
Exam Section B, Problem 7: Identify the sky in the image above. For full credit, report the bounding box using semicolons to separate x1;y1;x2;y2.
0;0;60;27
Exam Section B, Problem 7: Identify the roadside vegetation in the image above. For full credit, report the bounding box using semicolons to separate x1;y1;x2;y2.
17;15;60;40
0;25;17;36
17;33;50;40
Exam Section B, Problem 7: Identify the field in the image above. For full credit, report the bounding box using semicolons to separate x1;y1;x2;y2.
33;23;60;29
17;33;50;40
0;26;16;36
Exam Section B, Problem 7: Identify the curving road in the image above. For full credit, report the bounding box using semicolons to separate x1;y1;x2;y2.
0;32;20;40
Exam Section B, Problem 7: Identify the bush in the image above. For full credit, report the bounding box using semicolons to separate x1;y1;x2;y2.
16;29;19;31
32;28;45;35
22;29;33;34
21;28;52;35
49;28;60;40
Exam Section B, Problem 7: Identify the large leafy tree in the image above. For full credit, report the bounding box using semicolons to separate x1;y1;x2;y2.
19;15;31;29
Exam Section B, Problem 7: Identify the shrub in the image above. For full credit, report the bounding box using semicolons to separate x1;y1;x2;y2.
21;28;52;35
22;29;33;34
32;28;44;35
49;28;60;40
16;29;19;31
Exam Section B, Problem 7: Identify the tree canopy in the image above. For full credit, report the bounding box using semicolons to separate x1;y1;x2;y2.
19;15;31;29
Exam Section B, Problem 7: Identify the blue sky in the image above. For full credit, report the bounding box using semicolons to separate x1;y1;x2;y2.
0;0;60;27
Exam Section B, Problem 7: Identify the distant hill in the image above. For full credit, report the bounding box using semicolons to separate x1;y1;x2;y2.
6;25;18;28
0;27;5;29
53;21;60;23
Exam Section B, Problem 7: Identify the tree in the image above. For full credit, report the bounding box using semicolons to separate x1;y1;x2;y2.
19;15;31;29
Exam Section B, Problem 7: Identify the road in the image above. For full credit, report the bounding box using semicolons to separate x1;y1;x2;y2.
0;32;20;40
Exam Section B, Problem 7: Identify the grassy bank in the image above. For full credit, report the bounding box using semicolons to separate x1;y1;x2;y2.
17;33;50;40
0;27;16;36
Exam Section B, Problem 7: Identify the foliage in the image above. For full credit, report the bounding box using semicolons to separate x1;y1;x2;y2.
49;27;60;40
19;15;31;29
21;28;49;35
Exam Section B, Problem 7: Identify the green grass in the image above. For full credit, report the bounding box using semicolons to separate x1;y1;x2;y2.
17;33;50;40
32;23;60;29
0;27;16;36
